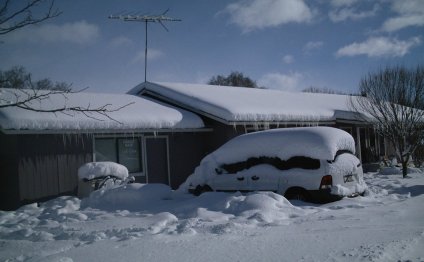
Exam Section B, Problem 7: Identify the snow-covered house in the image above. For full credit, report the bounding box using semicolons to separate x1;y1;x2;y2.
0;83;384;210
0;89;209;210
129;82;385;163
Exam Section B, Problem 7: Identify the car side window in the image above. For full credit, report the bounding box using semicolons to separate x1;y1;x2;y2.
220;156;320;174
327;150;355;163
284;156;320;170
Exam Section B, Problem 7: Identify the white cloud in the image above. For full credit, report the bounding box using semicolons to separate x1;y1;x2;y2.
258;72;303;91
382;15;424;32
132;49;164;64
381;0;424;32
223;0;314;32
330;0;358;8
282;55;294;64
329;4;379;22
303;41;323;53
391;0;424;15
6;20;100;45
110;36;134;47
336;36;421;58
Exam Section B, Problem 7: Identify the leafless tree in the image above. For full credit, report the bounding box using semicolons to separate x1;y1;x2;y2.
0;88;134;123
0;72;133;123
350;66;424;178
208;71;259;88
0;2;133;123
412;144;424;167
0;0;61;35
0;66;71;91
302;86;347;95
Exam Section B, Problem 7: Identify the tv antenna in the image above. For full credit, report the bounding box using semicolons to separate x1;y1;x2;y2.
109;9;181;82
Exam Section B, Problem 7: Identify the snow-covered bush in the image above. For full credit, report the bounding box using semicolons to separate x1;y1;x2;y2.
78;162;129;181
77;162;130;197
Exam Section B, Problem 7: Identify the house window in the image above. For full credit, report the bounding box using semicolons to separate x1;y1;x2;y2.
94;137;143;174
95;138;117;162
118;138;141;173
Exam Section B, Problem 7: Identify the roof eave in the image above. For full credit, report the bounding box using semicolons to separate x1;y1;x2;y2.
0;127;213;135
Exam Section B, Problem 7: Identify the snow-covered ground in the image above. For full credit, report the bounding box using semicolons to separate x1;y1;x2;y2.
1;170;424;262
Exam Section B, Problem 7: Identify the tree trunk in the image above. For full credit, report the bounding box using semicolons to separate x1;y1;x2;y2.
401;161;408;178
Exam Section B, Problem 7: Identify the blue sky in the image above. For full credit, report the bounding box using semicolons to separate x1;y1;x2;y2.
1;0;423;94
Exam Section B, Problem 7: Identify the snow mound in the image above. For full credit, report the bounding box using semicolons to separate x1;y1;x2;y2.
81;185;302;226
78;162;129;181
378;166;423;176
331;183;368;196
81;183;172;211
2;171;424;262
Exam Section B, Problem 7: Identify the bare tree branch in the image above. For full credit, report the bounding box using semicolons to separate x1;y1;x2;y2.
0;3;131;125
0;0;62;35
0;87;135;124
350;66;424;178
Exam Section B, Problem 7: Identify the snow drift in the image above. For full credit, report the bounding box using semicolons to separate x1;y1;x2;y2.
1;172;424;261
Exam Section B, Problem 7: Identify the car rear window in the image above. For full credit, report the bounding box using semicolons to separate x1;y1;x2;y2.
219;156;320;174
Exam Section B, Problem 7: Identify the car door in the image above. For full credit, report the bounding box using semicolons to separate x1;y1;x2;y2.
245;165;280;192
209;172;250;192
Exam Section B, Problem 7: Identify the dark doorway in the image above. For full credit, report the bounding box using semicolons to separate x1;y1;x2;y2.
145;136;170;185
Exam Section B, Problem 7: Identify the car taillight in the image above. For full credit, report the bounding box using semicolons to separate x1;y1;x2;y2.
320;175;333;189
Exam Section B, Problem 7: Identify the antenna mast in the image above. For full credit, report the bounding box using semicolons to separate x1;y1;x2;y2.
109;10;181;82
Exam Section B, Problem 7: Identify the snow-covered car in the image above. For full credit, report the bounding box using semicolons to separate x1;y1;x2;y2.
180;126;367;203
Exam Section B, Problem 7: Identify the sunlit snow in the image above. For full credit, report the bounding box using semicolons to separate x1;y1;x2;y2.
0;89;204;131
129;82;366;123
1;171;423;261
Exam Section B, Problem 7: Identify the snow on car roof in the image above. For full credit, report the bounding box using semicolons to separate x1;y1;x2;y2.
129;82;364;123
0;88;204;132
204;126;355;165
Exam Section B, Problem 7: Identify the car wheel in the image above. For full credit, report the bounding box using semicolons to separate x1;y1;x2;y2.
193;185;212;196
285;188;310;202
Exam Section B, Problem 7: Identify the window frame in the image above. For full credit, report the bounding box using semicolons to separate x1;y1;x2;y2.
93;135;145;176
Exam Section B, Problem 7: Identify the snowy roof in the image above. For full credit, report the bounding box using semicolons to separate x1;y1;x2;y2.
0;88;204;133
128;82;365;124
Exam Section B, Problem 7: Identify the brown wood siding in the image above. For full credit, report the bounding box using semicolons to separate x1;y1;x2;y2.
17;134;92;204
167;132;209;189
0;133;20;210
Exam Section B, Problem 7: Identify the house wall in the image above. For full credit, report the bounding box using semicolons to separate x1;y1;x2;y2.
0;118;384;211
202;118;382;164
18;134;93;205
201;119;252;154
92;131;211;190
0;133;93;210
167;132;209;189
0;133;20;210
0;130;211;210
